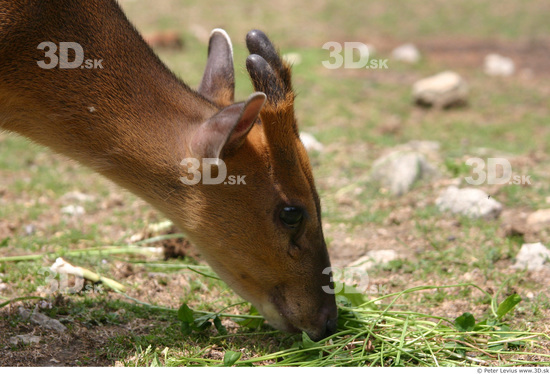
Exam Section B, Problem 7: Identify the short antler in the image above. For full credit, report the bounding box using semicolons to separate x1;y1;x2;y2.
245;30;293;108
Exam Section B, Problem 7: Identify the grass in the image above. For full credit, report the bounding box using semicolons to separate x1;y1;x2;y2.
3;252;548;366
2;0;550;367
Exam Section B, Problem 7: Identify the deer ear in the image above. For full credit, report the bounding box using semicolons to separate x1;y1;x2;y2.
198;29;235;107
190;92;266;160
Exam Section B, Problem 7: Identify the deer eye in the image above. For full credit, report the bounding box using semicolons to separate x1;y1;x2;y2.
280;206;303;228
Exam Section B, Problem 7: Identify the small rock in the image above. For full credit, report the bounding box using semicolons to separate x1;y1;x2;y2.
512;242;550;271
0;279;6;292
526;209;550;231
391;43;420;63
412;71;468;108
436;186;502;219
61;205;85;216
348;250;398;271
300;132;324;153
370;151;436;196
33;312;67;332
19;307;67;332
19;307;31;319
484;53;515;76
10;334;40;345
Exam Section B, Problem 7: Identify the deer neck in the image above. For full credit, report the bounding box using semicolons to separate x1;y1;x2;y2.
0;0;221;219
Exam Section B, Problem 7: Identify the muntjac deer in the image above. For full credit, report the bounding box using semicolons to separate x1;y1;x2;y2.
0;0;338;340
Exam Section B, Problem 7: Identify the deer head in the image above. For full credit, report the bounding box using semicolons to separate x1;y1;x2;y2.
181;29;338;340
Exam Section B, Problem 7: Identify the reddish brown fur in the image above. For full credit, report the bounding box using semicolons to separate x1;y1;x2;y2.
0;0;337;340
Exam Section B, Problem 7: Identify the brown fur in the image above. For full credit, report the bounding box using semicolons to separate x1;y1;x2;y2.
0;0;337;340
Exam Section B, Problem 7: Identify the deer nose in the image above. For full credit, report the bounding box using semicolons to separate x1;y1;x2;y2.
325;315;338;336
315;301;338;340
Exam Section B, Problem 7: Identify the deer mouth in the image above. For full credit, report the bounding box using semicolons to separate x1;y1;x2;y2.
264;286;337;341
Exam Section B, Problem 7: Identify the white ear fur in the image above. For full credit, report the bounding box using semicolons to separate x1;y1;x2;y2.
210;28;233;57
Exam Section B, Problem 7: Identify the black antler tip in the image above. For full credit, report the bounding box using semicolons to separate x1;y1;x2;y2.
246;54;269;72
246;29;279;60
246;29;268;45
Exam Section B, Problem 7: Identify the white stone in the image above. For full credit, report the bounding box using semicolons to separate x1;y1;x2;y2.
413;71;468;108
484;54;515;76
512;242;550;271
61;204;85;216
10;334;41;345
370;151;435;196
391;43;420;63
19;307;67;332
436;186;502;219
